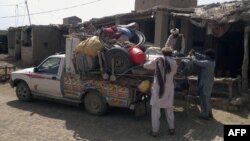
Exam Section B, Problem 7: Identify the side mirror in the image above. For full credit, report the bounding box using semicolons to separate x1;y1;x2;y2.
33;67;39;73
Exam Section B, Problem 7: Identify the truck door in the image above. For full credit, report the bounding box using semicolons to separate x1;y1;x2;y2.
30;57;62;97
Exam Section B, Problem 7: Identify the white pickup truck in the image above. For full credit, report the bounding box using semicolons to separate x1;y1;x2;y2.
9;37;152;116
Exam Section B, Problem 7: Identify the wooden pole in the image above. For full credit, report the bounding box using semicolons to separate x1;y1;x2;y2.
25;0;31;25
241;26;250;91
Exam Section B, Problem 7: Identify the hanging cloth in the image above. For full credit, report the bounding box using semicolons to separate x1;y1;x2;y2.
155;57;171;98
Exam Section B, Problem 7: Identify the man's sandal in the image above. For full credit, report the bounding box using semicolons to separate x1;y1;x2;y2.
149;131;159;137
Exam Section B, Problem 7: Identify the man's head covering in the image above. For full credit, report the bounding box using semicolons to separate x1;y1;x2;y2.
161;47;173;57
170;28;179;35
161;47;173;53
204;49;216;60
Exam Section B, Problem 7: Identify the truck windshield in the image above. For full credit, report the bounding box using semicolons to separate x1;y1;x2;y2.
38;57;61;75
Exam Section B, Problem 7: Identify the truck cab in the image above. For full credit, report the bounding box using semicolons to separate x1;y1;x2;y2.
10;54;65;100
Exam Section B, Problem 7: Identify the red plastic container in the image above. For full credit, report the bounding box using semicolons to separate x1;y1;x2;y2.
129;45;145;64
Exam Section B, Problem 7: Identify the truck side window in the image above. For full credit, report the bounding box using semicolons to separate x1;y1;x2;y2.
38;58;61;75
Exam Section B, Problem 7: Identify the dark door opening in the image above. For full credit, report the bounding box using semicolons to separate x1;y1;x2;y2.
217;30;244;78
140;20;155;43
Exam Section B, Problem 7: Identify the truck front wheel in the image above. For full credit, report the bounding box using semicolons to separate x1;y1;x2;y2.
84;92;107;115
16;81;32;101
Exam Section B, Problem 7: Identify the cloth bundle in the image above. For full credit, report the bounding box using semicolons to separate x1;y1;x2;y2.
74;36;103;57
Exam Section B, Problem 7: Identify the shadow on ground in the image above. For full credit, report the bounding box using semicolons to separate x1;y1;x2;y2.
7;99;223;141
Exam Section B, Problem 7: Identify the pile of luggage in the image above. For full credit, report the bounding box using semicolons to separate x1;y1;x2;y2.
73;24;151;81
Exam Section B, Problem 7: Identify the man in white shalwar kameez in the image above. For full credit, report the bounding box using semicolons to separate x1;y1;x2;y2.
143;47;177;137
165;28;185;56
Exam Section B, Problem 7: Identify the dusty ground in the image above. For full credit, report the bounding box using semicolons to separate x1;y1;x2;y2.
0;54;250;141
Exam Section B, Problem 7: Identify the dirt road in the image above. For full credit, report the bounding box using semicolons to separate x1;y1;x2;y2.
0;81;249;141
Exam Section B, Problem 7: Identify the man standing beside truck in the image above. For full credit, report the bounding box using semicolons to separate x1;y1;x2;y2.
143;47;177;137
189;49;216;120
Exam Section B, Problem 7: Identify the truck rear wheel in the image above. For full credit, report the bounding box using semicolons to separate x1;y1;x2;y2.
16;81;32;101
84;91;107;115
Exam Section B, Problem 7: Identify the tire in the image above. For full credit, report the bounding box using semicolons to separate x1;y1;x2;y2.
106;47;132;74
84;91;107;115
99;28;146;50
16;81;32;101
129;28;145;46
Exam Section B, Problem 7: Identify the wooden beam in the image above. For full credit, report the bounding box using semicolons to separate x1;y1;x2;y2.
241;26;250;91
